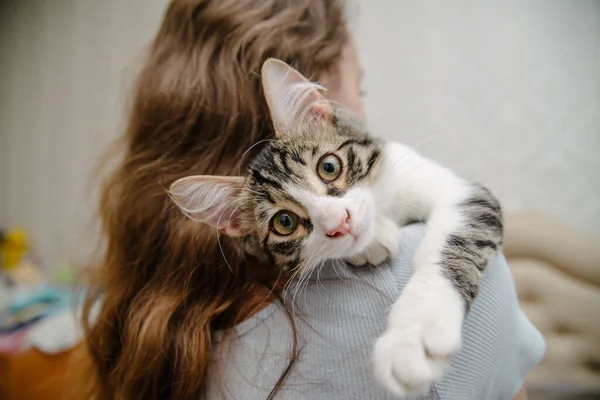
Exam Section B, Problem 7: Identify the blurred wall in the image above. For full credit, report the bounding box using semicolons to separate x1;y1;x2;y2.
0;0;169;271
0;0;599;271
355;0;600;231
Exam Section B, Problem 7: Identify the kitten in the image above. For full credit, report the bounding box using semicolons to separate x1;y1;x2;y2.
169;59;503;397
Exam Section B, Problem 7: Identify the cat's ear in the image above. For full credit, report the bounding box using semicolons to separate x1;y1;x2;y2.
261;58;333;134
169;175;247;237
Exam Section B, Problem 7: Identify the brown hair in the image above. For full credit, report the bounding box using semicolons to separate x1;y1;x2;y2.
80;1;348;399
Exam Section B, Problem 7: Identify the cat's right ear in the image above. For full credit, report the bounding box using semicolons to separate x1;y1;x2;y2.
261;58;333;134
169;175;246;237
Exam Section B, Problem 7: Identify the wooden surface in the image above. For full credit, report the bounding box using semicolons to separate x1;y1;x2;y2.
0;346;77;400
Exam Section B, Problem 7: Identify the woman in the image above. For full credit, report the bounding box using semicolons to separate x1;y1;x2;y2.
81;1;544;399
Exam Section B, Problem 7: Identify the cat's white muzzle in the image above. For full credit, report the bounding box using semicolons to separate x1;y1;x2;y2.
300;188;376;262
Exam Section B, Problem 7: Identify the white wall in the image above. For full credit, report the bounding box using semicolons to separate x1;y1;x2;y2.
0;0;169;271
356;0;600;233
1;0;599;271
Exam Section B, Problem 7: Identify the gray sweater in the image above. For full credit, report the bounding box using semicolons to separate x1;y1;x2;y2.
208;224;545;399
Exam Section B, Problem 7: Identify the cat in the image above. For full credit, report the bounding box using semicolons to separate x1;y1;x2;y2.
169;59;503;397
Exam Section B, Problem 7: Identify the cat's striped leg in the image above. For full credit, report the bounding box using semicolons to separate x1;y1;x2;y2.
373;143;503;397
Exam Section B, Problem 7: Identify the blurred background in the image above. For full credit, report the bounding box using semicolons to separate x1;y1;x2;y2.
0;0;599;399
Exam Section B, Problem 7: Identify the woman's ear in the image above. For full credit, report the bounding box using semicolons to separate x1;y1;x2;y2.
261;58;333;134
169;175;247;237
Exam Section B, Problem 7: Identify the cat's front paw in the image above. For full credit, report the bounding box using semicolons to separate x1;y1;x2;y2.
348;217;402;267
347;242;391;266
373;276;464;397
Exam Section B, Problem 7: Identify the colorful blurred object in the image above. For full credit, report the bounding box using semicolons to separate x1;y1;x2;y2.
0;227;84;361
0;228;44;286
0;228;29;271
53;264;77;286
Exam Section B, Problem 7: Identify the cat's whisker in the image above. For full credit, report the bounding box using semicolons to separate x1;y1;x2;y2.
284;264;303;294
323;259;344;287
214;196;256;273
244;189;269;200
287;264;306;317
291;259;311;306
366;132;446;190
291;271;306;312
385;132;446;174
225;196;258;230
245;270;284;321
237;139;277;175
284;256;311;308
315;261;328;294
288;248;321;312
297;259;320;310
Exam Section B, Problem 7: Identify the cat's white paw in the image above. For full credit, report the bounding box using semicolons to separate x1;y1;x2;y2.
375;216;402;259
348;242;390;266
348;216;402;266
373;275;464;397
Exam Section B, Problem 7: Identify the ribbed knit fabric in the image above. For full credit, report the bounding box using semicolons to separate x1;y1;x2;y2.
208;224;545;399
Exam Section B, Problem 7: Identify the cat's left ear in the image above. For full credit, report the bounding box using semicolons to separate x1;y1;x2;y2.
261;58;333;134
169;175;247;237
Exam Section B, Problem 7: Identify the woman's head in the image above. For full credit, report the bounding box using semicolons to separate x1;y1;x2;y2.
83;1;355;399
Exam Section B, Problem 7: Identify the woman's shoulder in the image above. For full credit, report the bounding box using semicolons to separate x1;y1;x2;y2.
209;223;545;399
395;224;545;397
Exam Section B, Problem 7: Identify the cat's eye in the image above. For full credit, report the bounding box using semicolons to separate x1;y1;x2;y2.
317;154;342;182
271;211;299;236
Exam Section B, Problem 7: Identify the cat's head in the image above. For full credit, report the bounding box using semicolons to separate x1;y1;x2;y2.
170;59;383;274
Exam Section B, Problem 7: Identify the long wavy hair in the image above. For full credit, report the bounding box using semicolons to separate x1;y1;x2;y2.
79;1;348;399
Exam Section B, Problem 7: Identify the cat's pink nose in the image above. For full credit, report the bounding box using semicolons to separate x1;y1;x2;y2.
326;210;351;238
